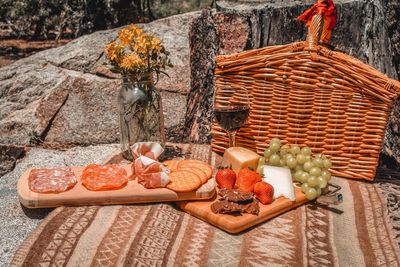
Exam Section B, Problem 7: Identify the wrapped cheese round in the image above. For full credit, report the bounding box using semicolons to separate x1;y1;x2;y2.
81;164;128;191
29;167;77;193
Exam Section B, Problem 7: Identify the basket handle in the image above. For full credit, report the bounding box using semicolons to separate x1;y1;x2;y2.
306;14;323;49
298;0;337;49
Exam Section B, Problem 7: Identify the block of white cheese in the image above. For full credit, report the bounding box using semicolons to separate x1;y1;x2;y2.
262;165;296;201
221;147;260;174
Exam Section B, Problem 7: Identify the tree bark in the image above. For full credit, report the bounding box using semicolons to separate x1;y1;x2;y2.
183;9;219;143
146;0;155;20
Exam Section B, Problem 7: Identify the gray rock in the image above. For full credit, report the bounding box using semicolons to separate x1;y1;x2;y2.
160;91;187;129
28;29;117;73
0;11;200;146
0;145;25;177
141;12;196;95
0;64;121;146
44;74;121;146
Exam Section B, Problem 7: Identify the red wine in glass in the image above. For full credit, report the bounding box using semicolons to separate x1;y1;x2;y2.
214;105;250;147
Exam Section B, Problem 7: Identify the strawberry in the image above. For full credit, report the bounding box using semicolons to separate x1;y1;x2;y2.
215;167;236;189
254;181;274;205
236;167;262;193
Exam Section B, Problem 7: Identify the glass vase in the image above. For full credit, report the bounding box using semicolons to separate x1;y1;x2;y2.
118;73;166;160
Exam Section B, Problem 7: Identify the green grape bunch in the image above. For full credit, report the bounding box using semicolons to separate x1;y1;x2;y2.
258;138;332;201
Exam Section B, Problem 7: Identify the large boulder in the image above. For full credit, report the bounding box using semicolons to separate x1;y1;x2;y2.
0;11;198;146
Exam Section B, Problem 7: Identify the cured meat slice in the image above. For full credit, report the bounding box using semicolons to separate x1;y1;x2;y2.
132;156;164;180
131;142;164;160
138;172;170;189
29;167;77;193
81;164;128;191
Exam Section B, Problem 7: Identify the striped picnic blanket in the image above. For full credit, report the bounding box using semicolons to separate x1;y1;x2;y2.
11;144;400;266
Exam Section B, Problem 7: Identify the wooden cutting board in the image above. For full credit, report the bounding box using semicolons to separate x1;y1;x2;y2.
18;164;216;208
176;186;308;234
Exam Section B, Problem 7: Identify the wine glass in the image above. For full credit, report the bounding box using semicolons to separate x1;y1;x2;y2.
213;87;251;147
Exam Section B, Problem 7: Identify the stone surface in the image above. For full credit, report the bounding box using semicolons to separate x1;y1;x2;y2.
0;145;25;177
160;91;187;129
141;12;196;95
44;75;121;146
0;144;119;266
0;63;121;146
0;11;199;146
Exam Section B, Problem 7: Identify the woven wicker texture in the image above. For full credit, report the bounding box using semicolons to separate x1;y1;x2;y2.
211;14;400;181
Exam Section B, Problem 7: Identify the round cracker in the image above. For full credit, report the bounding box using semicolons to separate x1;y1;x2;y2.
178;160;212;178
178;167;209;184
167;170;201;193
163;159;182;171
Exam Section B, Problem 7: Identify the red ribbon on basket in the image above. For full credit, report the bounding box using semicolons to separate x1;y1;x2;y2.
297;0;337;44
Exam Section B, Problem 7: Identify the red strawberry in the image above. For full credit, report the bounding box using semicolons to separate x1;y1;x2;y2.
216;167;236;189
254;181;274;205
236;167;261;193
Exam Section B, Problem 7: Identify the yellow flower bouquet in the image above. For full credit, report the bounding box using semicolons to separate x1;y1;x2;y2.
105;24;172;80
105;24;171;159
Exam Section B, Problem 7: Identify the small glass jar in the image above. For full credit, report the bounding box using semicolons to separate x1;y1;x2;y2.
118;73;166;160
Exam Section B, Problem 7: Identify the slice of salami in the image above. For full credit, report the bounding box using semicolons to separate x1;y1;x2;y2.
81;164;128;191
29;167;77;193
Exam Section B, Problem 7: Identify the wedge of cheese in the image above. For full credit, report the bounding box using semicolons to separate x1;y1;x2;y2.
221;147;260;174
262;165;296;201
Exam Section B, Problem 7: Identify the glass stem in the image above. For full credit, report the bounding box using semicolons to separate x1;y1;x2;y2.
228;131;237;147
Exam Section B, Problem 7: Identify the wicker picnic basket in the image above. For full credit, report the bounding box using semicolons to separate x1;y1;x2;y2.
211;14;400;181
